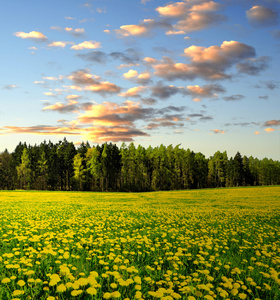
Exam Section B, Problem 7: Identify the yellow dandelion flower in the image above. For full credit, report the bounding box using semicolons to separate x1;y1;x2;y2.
103;292;112;299
57;283;67;293
111;291;121;298
78;277;88;286
111;282;118;289
238;293;247;299
90;271;99;277
2;278;11;284
135;291;142;299
17;280;25;287
171;292;181;299
47;297;55;300
72;281;80;289
71;289;83;296
12;290;24;296
220;290;228;298
134;276;142;284
231;289;239;296
204;295;214;300
126;278;134;285
66;282;73;289
87;287;97;295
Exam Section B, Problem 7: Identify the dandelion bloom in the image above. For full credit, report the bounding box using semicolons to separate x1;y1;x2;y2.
103;292;111;299
110;283;118;289
111;291;121;298
17;280;25;287
57;283;67;293
12;290;24;296
87;287;97;295
71;290;83;296
135;291;142;299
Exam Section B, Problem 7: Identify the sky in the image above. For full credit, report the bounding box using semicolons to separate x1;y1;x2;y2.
1;0;280;160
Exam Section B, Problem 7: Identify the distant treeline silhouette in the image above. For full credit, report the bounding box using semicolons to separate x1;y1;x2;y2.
0;138;279;191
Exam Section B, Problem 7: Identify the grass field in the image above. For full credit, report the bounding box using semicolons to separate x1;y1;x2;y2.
0;187;279;300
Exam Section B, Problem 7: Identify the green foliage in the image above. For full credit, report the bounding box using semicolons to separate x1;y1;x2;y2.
0;139;280;191
16;148;32;189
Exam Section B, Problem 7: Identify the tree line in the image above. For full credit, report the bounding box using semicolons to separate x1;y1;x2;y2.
0;138;279;191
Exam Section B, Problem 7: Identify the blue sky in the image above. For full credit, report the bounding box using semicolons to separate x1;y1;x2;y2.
1;0;280;160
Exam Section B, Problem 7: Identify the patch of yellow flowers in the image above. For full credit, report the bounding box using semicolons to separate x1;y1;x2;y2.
0;187;279;299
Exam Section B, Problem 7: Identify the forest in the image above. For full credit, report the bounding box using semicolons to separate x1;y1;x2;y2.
0;138;279;191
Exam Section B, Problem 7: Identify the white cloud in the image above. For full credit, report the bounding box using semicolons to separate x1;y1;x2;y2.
48;41;73;48
71;41;101;50
166;30;186;35
123;69;138;79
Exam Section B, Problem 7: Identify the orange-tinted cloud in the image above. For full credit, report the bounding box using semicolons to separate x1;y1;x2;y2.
186;84;225;100
119;86;147;98
123;70;151;85
156;2;187;18
1;125;79;136
115;19;171;37
184;41;255;64
3;84;18;90
174;11;224;32
246;6;278;27
14;31;47;41
143;57;158;65
82;125;149;143
1;99;190;143
264;119;280;127
156;0;224;33
166;30;186;35
77;101;143;126
264;128;275;133
116;24;149;37
42;100;81;113
66;69;120;95
50;26;85;36
153;41;258;80
211;129;225;134
66;94;82;100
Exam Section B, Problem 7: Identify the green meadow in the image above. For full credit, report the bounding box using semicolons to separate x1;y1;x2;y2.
0;186;279;300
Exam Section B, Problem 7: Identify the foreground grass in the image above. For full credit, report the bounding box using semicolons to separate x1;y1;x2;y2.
0;186;279;300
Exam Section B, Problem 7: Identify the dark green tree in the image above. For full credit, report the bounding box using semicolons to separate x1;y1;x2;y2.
17;148;31;189
233;151;244;186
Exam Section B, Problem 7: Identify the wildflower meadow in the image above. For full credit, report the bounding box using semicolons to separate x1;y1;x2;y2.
0;186;279;300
